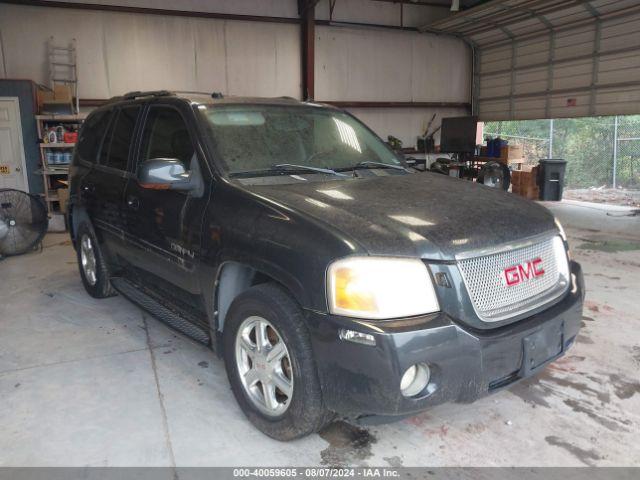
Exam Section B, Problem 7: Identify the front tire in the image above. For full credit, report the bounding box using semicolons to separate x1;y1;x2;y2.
75;222;115;298
223;283;332;440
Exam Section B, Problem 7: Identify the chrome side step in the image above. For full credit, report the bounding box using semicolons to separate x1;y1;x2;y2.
111;278;210;345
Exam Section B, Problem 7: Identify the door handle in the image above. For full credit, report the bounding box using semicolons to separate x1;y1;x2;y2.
127;196;140;210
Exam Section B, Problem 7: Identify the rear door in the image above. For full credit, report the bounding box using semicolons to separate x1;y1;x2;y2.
81;105;141;261
122;103;208;300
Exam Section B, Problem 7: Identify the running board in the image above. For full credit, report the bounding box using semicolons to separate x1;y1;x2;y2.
111;278;210;345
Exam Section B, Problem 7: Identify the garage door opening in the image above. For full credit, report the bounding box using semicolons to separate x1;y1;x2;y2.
485;115;640;207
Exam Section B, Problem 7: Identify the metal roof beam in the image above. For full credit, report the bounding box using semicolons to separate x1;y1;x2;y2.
479;43;640;77
478;2;640;49
478;79;640;103
424;0;570;32
444;0;592;38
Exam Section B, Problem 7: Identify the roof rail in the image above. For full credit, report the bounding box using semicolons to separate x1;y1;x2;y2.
173;90;212;96
122;90;173;100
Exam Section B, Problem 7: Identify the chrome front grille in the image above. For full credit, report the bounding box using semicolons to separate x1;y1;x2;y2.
457;235;569;322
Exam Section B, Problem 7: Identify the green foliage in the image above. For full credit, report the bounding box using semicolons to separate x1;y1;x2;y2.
485;115;640;188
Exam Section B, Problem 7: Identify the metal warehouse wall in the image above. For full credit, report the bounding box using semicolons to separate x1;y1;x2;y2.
315;26;471;143
477;2;640;121
0;4;301;99
0;1;470;145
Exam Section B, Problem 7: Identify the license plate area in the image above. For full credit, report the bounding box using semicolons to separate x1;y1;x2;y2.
520;321;564;376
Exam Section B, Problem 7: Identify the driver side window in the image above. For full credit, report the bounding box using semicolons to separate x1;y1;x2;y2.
140;107;195;172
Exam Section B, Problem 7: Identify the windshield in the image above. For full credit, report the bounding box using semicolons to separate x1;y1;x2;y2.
202;105;403;176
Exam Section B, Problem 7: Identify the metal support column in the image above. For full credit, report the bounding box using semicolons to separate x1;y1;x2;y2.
613;115;618;189
299;0;316;101
584;2;603;117
549;118;554;159
544;32;555;119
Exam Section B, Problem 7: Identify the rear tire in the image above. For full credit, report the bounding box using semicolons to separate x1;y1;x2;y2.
76;222;115;299
223;283;332;440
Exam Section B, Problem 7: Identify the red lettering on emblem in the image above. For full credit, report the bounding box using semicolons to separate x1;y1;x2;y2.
504;258;544;286
504;266;520;286
532;257;545;276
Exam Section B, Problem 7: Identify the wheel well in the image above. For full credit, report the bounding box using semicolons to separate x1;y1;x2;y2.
70;205;92;248
215;262;281;332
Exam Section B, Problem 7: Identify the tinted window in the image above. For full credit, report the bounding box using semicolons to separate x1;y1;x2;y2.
140;107;194;170
76;110;112;164
103;106;140;171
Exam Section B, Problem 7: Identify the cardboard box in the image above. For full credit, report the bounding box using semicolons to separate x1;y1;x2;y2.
511;166;539;200
57;188;70;214
500;144;524;160
511;171;523;189
37;89;55;110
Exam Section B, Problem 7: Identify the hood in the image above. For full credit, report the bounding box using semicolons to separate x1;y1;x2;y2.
242;173;557;260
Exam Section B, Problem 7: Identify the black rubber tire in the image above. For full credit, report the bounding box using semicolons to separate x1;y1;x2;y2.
223;283;333;440
478;161;511;191
76;222;115;299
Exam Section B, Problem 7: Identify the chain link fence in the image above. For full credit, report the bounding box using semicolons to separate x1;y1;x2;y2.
616;116;640;189
485;115;640;190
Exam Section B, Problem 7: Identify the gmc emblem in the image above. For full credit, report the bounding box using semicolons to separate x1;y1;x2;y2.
503;258;545;286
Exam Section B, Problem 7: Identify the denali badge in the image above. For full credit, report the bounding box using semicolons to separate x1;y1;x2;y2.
503;258;545;286
170;242;195;259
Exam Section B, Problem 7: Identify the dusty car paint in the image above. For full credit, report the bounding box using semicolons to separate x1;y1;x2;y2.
69;93;584;421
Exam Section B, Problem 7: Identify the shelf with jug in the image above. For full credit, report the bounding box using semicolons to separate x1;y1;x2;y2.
35;114;85;216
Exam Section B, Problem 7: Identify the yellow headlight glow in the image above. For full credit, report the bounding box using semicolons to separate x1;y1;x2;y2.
334;266;378;313
327;257;440;319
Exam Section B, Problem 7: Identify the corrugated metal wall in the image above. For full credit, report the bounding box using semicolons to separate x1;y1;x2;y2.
315;25;470;142
477;1;640;120
0;4;301;99
0;1;471;146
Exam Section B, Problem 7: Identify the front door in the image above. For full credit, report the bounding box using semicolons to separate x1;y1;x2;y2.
0;98;28;191
122;104;208;303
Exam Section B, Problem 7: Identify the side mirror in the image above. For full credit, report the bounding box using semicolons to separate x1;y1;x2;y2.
138;158;193;191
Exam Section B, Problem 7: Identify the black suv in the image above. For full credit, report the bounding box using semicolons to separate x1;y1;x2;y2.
69;91;584;440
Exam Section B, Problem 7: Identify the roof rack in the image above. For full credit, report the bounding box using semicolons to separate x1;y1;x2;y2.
122;90;173;100
173;90;212;96
103;90;175;105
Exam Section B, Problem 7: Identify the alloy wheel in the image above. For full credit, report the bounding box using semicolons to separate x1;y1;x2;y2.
235;316;293;417
80;234;98;286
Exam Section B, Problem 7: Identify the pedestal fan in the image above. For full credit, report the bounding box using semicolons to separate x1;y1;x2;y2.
0;189;49;257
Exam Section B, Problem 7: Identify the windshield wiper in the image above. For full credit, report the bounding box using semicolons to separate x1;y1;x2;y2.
272;164;348;177
348;161;408;172
229;164;348;179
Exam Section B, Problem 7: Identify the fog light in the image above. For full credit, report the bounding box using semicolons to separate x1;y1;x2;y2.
400;363;430;397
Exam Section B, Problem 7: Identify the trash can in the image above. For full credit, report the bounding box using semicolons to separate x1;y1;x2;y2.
537;159;567;201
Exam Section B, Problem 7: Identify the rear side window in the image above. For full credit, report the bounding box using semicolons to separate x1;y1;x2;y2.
76;110;112;164
140;107;195;170
101;106;141;171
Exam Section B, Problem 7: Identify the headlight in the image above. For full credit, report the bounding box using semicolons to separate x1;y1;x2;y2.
554;217;567;242
553;235;570;282
554;217;571;259
327;257;440;319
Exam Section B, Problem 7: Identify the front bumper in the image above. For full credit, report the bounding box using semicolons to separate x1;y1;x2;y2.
304;261;584;420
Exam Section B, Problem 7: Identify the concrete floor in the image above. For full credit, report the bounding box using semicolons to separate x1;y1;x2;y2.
0;201;639;467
